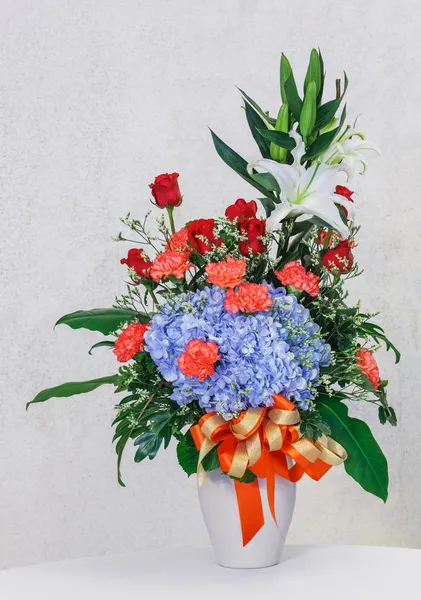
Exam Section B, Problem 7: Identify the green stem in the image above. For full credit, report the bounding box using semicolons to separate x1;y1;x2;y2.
166;206;176;235
149;288;159;306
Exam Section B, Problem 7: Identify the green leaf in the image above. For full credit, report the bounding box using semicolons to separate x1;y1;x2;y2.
237;88;276;126
176;432;198;476
318;398;389;502
230;469;257;483
55;308;147;335
317;48;325;105
314;98;341;131
250;172;280;192
134;430;162;463
284;73;302;120
258;197;277;218
210;130;276;201
88;340;115;355
303;126;339;161
357;322;400;363
244;102;271;158
27;375;118;409
256;129;296;150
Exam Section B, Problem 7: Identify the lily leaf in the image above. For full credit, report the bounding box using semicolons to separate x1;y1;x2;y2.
244;102;271;158
318;397;389;502
256;129;296;150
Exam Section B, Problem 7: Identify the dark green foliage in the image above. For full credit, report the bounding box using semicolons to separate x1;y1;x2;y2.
55;308;147;335
27;375;118;410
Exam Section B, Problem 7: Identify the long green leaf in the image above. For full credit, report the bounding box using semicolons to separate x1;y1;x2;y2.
210;130;276;201
27;375;118;409
88;340;115;355
237;88;276;126
257;129;296;150
318;398;389;502
244;102;271;158
55;308;147;335
284;74;302;120
303;126;339;161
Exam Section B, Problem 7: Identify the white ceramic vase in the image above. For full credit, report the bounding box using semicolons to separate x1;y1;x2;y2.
198;469;296;569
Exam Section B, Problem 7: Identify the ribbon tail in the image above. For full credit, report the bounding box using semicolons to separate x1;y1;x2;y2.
266;457;277;526
234;479;264;546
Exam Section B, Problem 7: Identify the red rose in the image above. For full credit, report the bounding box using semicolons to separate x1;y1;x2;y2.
149;172;182;208
225;198;258;221
187;218;221;254
120;249;153;279
335;185;354;219
239;218;266;256
322;240;354;274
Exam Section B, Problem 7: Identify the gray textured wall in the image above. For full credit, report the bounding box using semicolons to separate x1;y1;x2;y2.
1;0;420;569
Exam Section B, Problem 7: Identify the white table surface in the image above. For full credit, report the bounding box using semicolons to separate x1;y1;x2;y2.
0;545;419;599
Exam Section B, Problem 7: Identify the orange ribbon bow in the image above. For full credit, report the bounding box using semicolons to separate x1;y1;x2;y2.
191;394;347;546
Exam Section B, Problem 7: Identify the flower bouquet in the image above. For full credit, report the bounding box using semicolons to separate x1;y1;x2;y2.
30;49;399;569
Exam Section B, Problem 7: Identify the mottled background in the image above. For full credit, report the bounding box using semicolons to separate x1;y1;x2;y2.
1;0;420;569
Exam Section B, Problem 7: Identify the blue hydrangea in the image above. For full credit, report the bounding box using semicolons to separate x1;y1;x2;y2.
144;284;330;418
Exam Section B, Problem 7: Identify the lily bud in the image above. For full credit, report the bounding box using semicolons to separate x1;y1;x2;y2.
300;81;317;139
304;48;322;94
280;53;292;104
270;103;290;162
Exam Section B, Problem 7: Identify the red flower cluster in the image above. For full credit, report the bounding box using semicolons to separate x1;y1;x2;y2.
225;198;266;256
150;250;192;282
224;283;272;314
356;348;380;390
322;240;354;274
120;249;153;280
113;322;149;363
149;173;182;208
275;261;320;297
205;256;246;289
178;339;221;381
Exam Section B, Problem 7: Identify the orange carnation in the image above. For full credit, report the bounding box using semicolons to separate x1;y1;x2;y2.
165;228;191;253
150;250;192;282
113;322;149;363
205;256;246;289
224;283;272;314
178;339;221;381
356;348;381;390
275;261;320;297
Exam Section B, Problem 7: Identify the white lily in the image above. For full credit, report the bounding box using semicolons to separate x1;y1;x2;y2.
318;126;381;177
248;131;354;238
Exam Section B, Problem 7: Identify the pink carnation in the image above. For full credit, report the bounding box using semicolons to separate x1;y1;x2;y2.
275;261;320;297
205;256;246;289
150;250;192;282
178;339;221;381
224;283;272;314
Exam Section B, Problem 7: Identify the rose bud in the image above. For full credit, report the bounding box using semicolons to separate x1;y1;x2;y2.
149;173;182;208
322;240;354;274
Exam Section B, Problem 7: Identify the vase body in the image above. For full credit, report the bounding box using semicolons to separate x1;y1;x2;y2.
198;469;296;569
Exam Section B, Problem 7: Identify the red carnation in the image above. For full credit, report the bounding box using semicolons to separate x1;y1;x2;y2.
224;283;272;314
178;339;221;381
149;173;182;208
239;218;266;256
275;261;320;297
322;240;354;274
225;198;258;221
113;322;149;363
120;249;153;279
356;348;381;390
187;218;221;254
